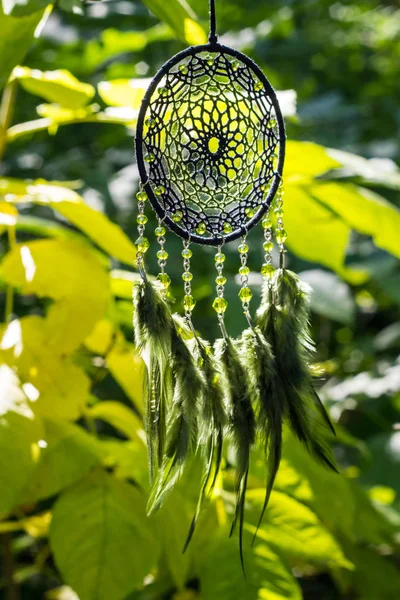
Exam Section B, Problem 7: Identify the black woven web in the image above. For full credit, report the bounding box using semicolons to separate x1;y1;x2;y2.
140;50;282;241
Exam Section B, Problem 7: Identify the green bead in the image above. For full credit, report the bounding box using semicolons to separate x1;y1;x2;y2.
238;286;253;303
275;228;287;244
212;297;228;314
181;247;193;259
136;213;148;225
269;118;277;128
172;210;183;222
158;86;168;96
261;183;270;193
157;272;171;288
223;222;233;234
261;263;275;278
232;60;240;72
155;226;166;237
182;294;196;312
254;80;263;91
136;190;148;202
206;54;214;65
134;236;150;253
196;222;207;235
238;243;249;254
145;117;155;128
245;207;256;218
182;271;193;282
238;266;250;277
263;240;273;252
215;275;227;286
262;217;272;229
145;153;155;163
157;249;168;260
215;251;226;264
179;64;188;74
154;185;166;196
274;208;284;217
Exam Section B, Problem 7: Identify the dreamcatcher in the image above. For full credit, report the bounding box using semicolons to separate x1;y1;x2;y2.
133;0;337;567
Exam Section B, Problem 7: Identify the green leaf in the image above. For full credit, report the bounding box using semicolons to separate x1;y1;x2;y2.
198;533;301;600
50;470;160;600
142;0;206;45
0;3;49;90
98;78;149;109
0;364;30;416
0;316;91;420
21;419;103;503
0;238;110;354
327;148;400;191
111;269;142;299
13;66;95;108
0;410;43;514
0;201;18;230
285;141;341;181
1;178;137;264
84;319;115;355
88;401;143;441
310;182;400;259
107;342;145;412
2;0;48;17
284;184;351;272
247;489;352;568
299;269;356;325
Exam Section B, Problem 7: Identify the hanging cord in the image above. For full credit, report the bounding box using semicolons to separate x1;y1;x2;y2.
209;0;218;44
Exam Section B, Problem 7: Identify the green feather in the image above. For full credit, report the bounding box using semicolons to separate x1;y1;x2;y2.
257;269;338;474
147;323;205;515
133;279;173;482
215;337;256;573
241;327;283;540
183;336;227;552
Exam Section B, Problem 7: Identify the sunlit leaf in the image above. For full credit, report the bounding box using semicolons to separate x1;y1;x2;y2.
50;470;160;600
107;341;145;412
0;317;91;420
142;0;206;45
199;532;302;600
21;419;103;503
0;409;43;514
88;401;143;441
0;201;18;232
310;182;400;259
1;178;137;264
13;66;95;108
0;364;32;417
285;141;341;181
98;78;150;110
84;319;115;355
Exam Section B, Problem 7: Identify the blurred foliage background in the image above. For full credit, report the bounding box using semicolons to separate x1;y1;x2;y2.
0;1;400;599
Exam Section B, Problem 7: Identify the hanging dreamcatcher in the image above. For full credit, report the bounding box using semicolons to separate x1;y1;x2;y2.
133;0;337;567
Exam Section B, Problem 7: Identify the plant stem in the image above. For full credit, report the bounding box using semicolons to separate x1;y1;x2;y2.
0;78;17;161
4;225;16;323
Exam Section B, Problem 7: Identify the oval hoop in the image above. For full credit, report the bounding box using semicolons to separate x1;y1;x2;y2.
136;42;286;246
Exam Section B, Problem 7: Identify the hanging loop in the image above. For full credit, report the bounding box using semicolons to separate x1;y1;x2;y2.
209;0;218;44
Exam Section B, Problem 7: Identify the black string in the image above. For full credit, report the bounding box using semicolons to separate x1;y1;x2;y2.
209;0;218;44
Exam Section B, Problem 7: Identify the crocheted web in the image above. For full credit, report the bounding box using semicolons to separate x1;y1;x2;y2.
140;50;282;241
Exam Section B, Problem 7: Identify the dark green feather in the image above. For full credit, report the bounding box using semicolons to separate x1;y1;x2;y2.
133;278;173;482
215;337;256;573
183;336;227;552
241;327;283;540
257;269;338;474
147;323;205;515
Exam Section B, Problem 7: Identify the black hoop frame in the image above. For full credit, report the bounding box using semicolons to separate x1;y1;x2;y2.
136;42;286;246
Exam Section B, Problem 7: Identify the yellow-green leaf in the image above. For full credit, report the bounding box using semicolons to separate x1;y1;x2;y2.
0;317;91;420
21;419;103;504
0;201;18;230
50;470;160;600
0;364;32;417
310;182;400;259
88;401;143;441
13;66;95;108
107;342;145;412
285;141;341;182
98;78;150;109
0;410;43;514
142;0;206;45
0;178;137;264
84;319;115;355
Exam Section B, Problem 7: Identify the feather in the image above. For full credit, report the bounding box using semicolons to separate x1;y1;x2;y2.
183;336;227;552
241;327;283;541
257;269;338;474
215;337;256;573
147;323;205;515
133;278;173;482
